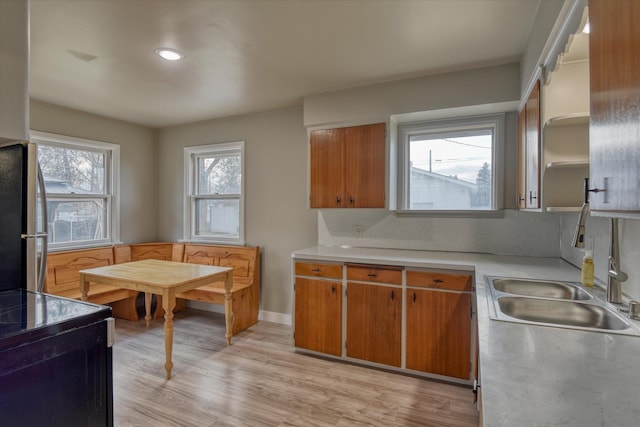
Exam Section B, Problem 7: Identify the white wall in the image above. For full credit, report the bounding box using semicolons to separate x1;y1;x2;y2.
29;100;159;244
304;62;521;128
157;107;317;316
560;213;640;300
0;0;29;141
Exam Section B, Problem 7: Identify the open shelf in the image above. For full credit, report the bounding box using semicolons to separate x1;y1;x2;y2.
543;113;589;128
545;160;589;169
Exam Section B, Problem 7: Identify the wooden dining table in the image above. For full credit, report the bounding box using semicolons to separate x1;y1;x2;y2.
79;259;234;379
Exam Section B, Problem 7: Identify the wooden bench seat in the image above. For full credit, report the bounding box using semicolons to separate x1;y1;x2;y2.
45;247;139;321
126;242;260;337
44;242;261;338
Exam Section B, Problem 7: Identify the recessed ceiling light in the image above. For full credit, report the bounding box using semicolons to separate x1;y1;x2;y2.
154;48;184;61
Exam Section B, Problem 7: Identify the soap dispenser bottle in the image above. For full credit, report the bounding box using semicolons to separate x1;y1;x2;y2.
581;250;594;287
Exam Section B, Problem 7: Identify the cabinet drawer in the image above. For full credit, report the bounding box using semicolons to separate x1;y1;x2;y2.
406;270;472;291
346;264;402;285
295;262;342;279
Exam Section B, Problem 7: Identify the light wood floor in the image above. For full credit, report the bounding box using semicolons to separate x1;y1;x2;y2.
112;309;479;427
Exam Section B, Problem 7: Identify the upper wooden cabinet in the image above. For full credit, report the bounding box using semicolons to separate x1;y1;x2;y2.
588;0;640;213
524;80;541;209
309;123;386;208
517;108;527;209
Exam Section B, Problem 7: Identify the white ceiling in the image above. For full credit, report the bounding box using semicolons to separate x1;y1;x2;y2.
29;0;542;128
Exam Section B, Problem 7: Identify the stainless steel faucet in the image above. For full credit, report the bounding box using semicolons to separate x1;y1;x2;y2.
607;218;627;304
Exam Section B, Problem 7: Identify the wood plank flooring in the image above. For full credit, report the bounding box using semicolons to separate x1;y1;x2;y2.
112;309;479;426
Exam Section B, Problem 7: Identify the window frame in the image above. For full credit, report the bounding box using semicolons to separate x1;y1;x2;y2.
184;141;245;245
396;114;505;217
30;130;120;251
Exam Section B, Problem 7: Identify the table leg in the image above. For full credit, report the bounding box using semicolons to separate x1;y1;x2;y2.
162;290;176;380
224;271;234;346
144;292;152;328
79;274;89;302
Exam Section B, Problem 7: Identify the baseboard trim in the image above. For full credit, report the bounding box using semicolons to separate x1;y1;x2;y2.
186;301;292;326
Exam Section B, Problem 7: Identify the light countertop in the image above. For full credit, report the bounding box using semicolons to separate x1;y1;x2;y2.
292;246;640;426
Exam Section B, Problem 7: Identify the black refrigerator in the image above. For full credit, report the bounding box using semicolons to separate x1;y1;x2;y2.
0;140;114;427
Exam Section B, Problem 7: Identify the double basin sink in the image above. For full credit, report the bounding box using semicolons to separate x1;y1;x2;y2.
486;277;640;335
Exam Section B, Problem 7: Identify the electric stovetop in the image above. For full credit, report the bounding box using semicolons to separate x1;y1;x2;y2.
0;289;111;351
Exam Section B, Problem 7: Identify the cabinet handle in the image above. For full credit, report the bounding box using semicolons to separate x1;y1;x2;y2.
390;290;395;301
517;194;525;204
367;273;377;278
335;196;341;205
529;191;537;203
432;278;443;284
349;196;354;205
331;284;336;295
311;268;320;273
413;292;416;303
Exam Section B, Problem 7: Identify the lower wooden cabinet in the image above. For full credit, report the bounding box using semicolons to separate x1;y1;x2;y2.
406;289;471;378
294;277;342;356
346;282;401;367
293;259;474;382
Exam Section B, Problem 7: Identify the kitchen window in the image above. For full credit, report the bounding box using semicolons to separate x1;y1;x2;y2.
30;131;120;250
184;141;245;245
397;114;504;215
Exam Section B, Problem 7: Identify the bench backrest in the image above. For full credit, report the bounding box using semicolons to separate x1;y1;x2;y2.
129;242;184;262
44;243;260;294
45;247;115;294
182;244;259;286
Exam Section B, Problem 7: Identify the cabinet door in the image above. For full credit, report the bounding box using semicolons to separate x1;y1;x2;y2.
406;289;471;379
344;123;386;208
294;277;342;356
346;282;401;366
310;128;345;208
517;108;527;209
525;80;541;209
588;0;640;212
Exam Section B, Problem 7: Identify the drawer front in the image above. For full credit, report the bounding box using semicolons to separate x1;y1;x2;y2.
295;262;342;279
346;264;402;285
406;270;472;291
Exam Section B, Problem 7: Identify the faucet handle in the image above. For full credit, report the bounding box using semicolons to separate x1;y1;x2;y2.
608;256;628;282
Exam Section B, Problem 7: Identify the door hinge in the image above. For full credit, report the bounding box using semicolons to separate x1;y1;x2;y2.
473;378;481;394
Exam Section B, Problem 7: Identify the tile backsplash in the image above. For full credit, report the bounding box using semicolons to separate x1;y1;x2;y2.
318;209;561;257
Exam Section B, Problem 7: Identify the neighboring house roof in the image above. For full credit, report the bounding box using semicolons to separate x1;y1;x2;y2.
44;178;93;194
410;167;477;190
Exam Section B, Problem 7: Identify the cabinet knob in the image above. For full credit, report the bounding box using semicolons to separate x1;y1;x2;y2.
412;292;417;303
335;196;341;205
390;290;395;301
331;284;336;295
349;196;354;205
